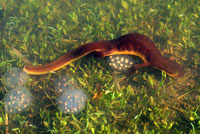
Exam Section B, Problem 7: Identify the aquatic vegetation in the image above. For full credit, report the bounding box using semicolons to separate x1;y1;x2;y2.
0;0;199;133
54;76;77;93
107;55;134;72
57;89;87;114
2;67;29;89
4;86;33;113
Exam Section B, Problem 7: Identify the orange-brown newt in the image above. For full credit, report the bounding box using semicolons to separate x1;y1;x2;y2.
23;33;184;77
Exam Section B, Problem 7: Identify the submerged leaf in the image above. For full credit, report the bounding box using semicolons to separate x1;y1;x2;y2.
121;1;128;10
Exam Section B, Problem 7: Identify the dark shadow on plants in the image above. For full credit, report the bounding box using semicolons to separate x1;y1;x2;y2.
31;113;47;133
171;112;200;133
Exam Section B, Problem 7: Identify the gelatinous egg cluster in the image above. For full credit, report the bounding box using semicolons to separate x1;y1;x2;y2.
2;67;29;89
54;76;77;93
107;55;134;72
2;67;33;114
57;89;87;114
4;86;32;113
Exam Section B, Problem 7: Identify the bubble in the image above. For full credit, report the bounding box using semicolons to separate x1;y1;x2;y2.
107;55;134;72
2;67;29;89
4;86;33;113
54;76;77;93
57;89;87;114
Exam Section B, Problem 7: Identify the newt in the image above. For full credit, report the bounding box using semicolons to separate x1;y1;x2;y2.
23;33;184;77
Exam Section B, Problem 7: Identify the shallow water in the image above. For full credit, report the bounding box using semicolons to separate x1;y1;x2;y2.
0;0;199;133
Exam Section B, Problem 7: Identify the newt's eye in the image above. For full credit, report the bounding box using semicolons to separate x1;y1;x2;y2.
107;55;134;72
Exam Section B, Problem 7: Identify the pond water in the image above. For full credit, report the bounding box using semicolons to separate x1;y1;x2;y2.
0;0;199;133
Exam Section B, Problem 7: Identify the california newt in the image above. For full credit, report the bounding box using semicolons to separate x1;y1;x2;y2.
23;33;184;77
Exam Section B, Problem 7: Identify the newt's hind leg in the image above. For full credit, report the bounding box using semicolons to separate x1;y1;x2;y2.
126;62;149;74
134;62;150;69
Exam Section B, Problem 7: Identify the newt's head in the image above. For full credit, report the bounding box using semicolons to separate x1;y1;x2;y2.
166;62;184;78
155;57;184;78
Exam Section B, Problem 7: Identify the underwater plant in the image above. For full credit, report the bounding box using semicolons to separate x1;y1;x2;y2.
107;55;134;72
54;76;77;93
4;86;33;113
2;67;29;89
57;89;87;114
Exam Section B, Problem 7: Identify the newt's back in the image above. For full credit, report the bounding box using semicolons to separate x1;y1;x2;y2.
111;33;162;63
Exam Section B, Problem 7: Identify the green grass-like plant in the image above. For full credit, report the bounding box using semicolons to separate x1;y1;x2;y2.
0;0;199;133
